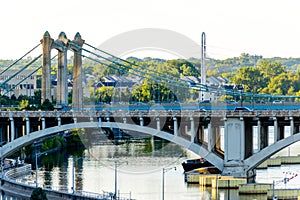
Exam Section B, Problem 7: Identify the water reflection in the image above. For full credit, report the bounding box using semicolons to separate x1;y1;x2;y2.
3;130;300;199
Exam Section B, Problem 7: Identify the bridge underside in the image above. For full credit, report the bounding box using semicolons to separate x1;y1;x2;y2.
2;114;300;180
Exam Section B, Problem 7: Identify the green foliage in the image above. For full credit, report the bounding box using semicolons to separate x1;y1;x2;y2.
19;99;29;110
40;99;54;110
41;136;65;152
30;187;47;200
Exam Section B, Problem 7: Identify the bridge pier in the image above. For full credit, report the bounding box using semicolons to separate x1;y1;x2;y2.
25;116;30;135
190;117;195;143
173;116;178;136
290;117;295;135
207;123;215;151
260;121;269;149
9;117;15;142
41;117;46;130
223;118;246;177
57;116;61;126
156;117;160;130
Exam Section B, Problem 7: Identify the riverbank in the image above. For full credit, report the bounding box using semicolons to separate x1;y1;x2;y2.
0;164;131;200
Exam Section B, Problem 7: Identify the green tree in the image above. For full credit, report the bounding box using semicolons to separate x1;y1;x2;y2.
30;187;47;200
40;99;54;110
19;99;29;110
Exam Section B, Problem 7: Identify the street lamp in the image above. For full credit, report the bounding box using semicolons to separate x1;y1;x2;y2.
114;160;128;200
162;166;176;200
35;151;47;188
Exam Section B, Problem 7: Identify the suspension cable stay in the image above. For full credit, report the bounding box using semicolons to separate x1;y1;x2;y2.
0;43;41;76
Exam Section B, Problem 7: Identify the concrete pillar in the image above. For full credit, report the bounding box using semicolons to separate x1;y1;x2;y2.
139;116;144;126
198;125;204;144
156;117;160;131
244;121;253;158
56;32;68;106
173;117;178;136
41;31;53;103
261;124;268;148
25;117;30;135
223;118;246;177
257;120;261;151
10;117;15;142
190;117;195;143
123;117;127;124
224;118;245;162
41;117;46;130
57;116;61;126
208;123;216;152
290;117;295;135
73;117;77;124
72;33;85;110
273;118;279;142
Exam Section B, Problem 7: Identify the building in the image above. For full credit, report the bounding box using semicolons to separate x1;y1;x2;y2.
0;70;38;97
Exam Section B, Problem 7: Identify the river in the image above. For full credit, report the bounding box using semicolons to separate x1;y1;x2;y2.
1;130;300;200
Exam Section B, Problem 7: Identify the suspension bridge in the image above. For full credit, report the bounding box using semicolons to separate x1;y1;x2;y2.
1;31;300;198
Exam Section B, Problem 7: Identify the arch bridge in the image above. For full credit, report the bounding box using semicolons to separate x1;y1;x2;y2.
1;109;300;181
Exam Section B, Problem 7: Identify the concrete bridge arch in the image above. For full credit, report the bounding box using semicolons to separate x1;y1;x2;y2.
245;132;300;171
1;121;224;170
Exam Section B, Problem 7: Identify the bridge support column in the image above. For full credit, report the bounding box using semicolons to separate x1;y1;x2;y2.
72;33;85;111
139;116;144;126
190;117;195;143
57;116;61;126
41;31;53;103
173;117;178;136
223;118;247;178
197;125;204;144
9;117;15;142
273;118;279;142
257;120;261;151
25;117;30;135
244;119;253;157
207;123;216;152
41;117;46;130
56;32;68;106
290;117;295;135
156;117;160;131
261;123;268;148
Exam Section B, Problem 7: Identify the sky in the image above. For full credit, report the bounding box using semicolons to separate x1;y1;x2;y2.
1;0;300;60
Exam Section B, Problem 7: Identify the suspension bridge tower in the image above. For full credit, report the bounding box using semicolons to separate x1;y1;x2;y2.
40;31;84;110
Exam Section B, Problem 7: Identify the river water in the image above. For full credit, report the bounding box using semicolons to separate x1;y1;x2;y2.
2;130;300;200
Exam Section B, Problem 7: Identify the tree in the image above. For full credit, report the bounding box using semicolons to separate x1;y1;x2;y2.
30;187;47;200
40;99;54;110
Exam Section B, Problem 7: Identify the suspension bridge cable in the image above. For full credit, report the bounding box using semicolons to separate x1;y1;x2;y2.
0;43;41;76
67;41;190;89
2;55;58;96
71;41;183;85
0;54;42;88
84;43;185;84
63;43;190;91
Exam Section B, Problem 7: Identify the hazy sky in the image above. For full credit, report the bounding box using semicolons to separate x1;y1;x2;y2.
1;0;300;60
